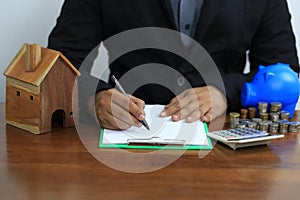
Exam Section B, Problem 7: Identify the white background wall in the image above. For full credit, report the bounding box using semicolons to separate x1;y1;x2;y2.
0;0;300;107
0;0;64;102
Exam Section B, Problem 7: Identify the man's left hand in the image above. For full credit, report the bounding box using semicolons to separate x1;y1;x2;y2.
159;85;227;122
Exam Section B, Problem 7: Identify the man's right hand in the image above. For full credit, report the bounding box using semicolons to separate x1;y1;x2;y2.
91;89;146;130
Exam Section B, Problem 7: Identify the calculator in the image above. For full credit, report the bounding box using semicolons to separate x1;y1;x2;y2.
207;127;284;150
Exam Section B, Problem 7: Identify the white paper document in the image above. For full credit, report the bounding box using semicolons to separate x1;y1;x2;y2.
102;105;209;146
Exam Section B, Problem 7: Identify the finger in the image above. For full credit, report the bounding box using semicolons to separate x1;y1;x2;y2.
94;89;142;129
161;92;193;118
167;90;199;120
161;99;181;118
130;95;145;110
185;103;211;123
169;89;190;103
111;91;145;121
201;109;212;123
95;91;141;128
185;109;201;123
99;113;132;130
165;90;189;108
128;97;146;121
174;102;200;121
102;114;138;130
109;102;142;127
129;95;146;119
95;102;131;130
97;102;142;130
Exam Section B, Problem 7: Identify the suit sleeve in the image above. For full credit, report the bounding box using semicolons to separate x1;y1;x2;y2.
249;0;299;72
48;0;112;93
224;0;299;112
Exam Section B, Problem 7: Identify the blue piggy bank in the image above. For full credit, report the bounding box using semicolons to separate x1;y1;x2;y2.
241;63;300;117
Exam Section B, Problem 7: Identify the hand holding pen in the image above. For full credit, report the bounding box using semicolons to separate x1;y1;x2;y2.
111;75;150;130
93;76;150;130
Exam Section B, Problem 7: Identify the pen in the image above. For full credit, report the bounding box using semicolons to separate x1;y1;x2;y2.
111;75;150;130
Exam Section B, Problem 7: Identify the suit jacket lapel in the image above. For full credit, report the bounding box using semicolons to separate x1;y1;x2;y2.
159;0;177;29
195;0;223;41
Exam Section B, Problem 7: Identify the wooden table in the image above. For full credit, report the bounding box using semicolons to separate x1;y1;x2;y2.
1;103;300;200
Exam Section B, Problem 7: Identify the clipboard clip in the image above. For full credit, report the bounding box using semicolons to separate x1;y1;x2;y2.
127;137;186;146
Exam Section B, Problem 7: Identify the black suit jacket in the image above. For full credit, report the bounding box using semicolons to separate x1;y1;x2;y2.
48;0;299;111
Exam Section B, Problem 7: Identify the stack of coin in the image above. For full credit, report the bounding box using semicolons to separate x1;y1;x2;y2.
237;123;247;128
279;120;289;133
240;119;250;124
280;110;290;120
289;122;300;133
270;102;282;113
229;112;240;128
247;121;257;129
248;107;257;120
252;118;262;130
240;109;248;119
252;118;262;123
259;121;269;132
269;123;279;134
258;102;268;114
259;112;269;121
269;112;280;122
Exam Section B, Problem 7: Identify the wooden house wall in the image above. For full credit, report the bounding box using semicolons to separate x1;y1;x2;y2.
6;81;41;133
40;57;77;133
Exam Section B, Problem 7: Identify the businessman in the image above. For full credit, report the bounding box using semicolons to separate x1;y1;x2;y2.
48;0;299;130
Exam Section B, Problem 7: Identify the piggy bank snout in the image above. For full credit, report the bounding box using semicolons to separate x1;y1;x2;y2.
241;83;257;107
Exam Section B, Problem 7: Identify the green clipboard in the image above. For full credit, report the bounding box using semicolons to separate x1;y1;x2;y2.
98;123;213;150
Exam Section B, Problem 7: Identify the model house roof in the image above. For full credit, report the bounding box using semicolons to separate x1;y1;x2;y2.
4;44;80;86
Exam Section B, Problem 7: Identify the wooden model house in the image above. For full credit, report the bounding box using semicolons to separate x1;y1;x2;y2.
4;44;80;134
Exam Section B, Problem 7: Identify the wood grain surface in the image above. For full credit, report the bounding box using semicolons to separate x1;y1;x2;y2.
0;103;300;200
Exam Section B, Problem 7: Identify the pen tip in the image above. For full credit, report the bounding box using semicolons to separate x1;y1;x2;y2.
141;119;150;130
